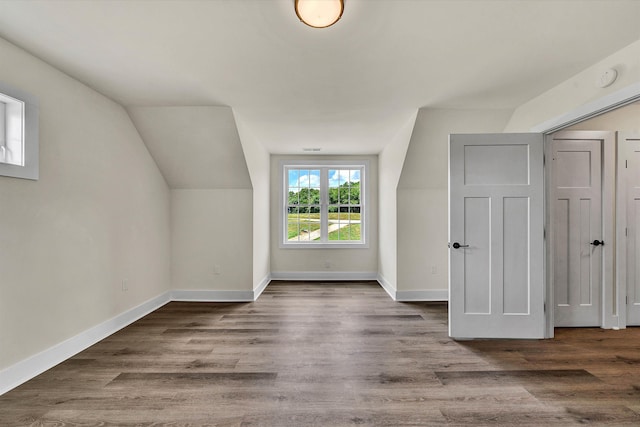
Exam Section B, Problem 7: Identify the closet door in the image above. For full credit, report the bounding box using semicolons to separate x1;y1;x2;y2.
621;133;640;325
550;136;603;327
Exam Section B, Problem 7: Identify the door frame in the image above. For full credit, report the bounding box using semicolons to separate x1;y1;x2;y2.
531;83;640;134
446;84;638;339
534;83;639;338
615;132;640;328
545;131;616;337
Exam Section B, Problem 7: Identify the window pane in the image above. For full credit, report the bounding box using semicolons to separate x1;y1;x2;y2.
328;220;361;241
297;169;320;189
287;168;321;242
288;190;299;205
287;214;300;240
339;187;349;204
296;169;306;190
329;170;339;189
299;188;309;204
339;169;349;186
309;169;320;188
349;182;360;204
328;186;339;204
309;187;320;205
300;222;312;241
288;169;299;189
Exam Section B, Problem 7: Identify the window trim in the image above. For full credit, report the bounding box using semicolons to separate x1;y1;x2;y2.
280;159;369;249
0;81;39;181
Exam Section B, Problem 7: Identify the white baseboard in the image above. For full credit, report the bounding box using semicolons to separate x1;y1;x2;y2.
0;290;172;396
376;274;397;300
0;278;447;396
173;275;273;303
253;274;271;300
0;280;279;396
171;289;255;302
396;289;449;301
270;271;378;281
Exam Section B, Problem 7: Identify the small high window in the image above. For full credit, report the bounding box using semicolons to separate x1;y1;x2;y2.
0;92;25;166
0;82;38;180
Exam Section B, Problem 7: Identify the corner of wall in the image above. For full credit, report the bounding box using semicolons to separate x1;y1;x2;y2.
378;110;418;290
395;108;512;296
233;109;271;290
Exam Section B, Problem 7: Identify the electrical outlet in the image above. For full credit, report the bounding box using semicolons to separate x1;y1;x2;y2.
431;266;437;275
122;279;128;291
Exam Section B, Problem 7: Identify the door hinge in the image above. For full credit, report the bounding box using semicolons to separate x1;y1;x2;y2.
543;154;546;166
626;227;629;237
544;302;546;313
543;228;546;239
627;296;629;305
626;159;628;168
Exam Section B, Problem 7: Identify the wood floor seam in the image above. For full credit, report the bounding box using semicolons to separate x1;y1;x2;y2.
1;280;640;426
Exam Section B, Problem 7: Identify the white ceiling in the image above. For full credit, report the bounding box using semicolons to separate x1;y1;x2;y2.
0;0;639;155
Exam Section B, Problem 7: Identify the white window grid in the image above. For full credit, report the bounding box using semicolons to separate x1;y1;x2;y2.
282;161;366;248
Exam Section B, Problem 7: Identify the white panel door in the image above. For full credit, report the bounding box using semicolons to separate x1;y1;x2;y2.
449;133;545;339
623;134;640;325
551;138;602;327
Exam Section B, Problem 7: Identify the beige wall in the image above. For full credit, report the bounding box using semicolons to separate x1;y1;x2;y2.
270;155;378;276
396;108;512;292
171;189;253;291
395;39;640;296
378;112;417;290
0;38;171;370
128;106;261;292
234;112;271;290
128;106;252;190
2;21;637;380
565;102;640;132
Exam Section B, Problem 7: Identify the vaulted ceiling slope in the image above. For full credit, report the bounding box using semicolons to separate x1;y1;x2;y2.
0;0;639;155
128;106;251;189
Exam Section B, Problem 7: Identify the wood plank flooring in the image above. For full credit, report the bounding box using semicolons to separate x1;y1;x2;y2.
2;281;640;426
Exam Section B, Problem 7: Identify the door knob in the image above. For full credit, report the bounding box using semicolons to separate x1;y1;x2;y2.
590;240;604;246
450;242;469;249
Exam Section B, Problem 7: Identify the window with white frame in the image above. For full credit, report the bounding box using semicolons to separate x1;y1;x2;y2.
0;92;24;166
282;161;366;247
0;82;38;180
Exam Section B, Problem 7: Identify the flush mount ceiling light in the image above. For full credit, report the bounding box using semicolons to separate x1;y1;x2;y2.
295;0;344;28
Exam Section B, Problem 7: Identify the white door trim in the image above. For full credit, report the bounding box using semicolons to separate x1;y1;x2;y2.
545;131;616;337
531;83;640;134
530;87;636;337
616;132;640;328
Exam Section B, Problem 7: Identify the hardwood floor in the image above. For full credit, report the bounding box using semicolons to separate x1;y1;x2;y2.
2;281;640;426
